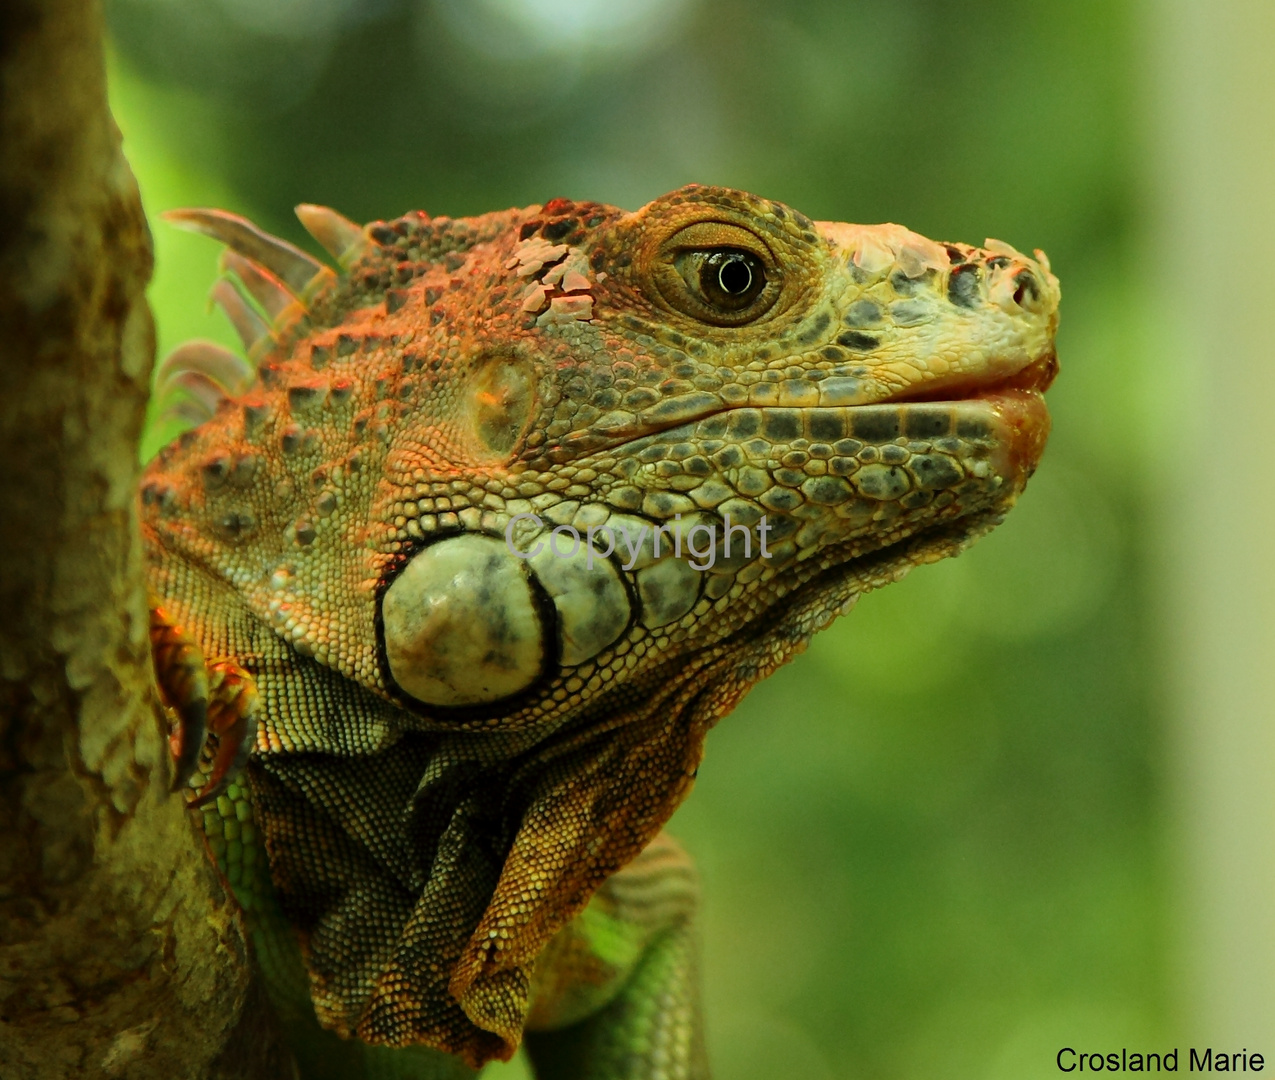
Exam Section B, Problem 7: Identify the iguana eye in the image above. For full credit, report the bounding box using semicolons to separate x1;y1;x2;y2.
686;249;767;312
651;221;782;327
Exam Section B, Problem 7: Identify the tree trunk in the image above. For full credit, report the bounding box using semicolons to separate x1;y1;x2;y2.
0;1;291;1075
1151;0;1275;1040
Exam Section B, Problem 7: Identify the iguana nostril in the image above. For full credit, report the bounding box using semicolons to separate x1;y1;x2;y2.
1011;268;1045;310
987;257;1051;314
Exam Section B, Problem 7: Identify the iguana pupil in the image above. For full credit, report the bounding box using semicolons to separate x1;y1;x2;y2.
714;252;752;294
700;247;764;308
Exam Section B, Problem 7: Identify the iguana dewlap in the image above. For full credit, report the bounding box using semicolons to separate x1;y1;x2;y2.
141;185;1058;1076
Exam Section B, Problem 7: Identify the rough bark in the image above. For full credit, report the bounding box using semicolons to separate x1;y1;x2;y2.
0;1;291;1076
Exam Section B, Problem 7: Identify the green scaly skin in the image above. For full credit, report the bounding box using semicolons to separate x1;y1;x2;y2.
145;185;1059;1077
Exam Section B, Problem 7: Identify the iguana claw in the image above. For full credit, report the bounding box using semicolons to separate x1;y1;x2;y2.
187;662;259;808
150;605;210;792
150;604;258;804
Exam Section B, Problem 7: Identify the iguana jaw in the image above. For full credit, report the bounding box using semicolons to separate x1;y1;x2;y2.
773;381;1053;607
678;370;1053;604
890;349;1056;480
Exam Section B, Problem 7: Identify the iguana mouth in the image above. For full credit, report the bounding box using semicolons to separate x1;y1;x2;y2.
906;350;1057;479
831;349;1057;479
885;349;1058;404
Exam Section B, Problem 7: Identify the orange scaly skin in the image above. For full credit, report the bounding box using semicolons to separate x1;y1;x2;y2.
143;186;1058;1077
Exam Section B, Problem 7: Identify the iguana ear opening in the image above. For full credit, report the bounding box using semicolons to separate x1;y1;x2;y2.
460;351;538;462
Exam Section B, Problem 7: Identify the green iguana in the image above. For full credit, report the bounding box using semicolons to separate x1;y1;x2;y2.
141;185;1059;1079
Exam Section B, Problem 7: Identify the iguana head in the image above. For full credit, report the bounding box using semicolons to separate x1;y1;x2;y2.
143;184;1057;1063
367;184;1057;719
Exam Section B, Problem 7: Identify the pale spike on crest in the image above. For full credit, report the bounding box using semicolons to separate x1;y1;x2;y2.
220;249;299;322
164;207;333;297
157;397;218;430
210;277;275;355
155;340;255;399
295;203;371;268
155;370;231;428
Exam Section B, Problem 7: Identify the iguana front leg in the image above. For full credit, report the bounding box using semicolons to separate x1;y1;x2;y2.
150;604;260;806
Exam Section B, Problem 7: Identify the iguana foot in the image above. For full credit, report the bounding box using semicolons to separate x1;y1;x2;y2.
190;659;260;807
150;604;259;806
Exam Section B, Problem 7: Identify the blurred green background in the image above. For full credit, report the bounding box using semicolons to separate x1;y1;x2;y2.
105;1;1175;1075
